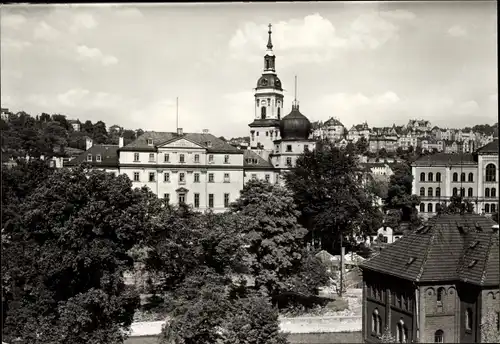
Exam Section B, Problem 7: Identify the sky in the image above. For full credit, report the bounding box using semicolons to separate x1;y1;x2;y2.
1;2;498;138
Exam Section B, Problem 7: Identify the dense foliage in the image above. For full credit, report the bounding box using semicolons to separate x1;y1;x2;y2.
1;163;160;343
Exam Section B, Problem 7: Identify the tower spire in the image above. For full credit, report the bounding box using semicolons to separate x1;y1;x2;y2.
267;23;273;50
293;75;299;110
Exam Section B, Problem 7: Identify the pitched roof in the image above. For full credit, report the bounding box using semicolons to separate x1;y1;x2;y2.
324;117;344;127
361;213;498;286
476;139;499;154
65;144;119;167
412;153;477;166
121;131;242;153
243;150;274;169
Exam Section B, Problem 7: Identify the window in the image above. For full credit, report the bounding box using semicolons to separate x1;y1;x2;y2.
468;172;474;182
396;319;407;343
149;172;155;182
224;193;230;208
492;188;497;197
194;173;200;183
485;188;490;198
178;193;185;204
437;287;445;303
164;194;170;203
261;106;266;119
179;154;185;163
277;107;281;119
179;172;185;184
434;330;444;343
87;154;92;161
420;187;425;196
133;172;140;182
223;173;230;183
453;172;458;182
491;203;496;213
208;173;214;183
266;131;269;137
134;153;140;162
468;188;473;197
486;163;496;182
461;172;466;182
436;187;441;197
256;132;259;136
436;203;442;213
286;145;292;152
420;203;425;212
465;308;473;331
96;154;102;162
428;187;433;197
207;141;212;147
224;155;229;164
194;193;200;208
461;188;465;196
372;309;382;335
428;172;434;182
265;174;270;182
286;157;292;166
428;203;433;213
304;144;309;152
164;172;170;182
436;172;442;182
420;172;425;182
485;204;490;213
208;155;214;163
147;138;153;146
208;194;214;208
194;154;200;163
148;153;154;162
496;311;500;331
164;153;170;162
453;187;458;196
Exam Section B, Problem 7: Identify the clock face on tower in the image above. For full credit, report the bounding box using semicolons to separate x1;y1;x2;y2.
275;80;281;88
260;79;268;87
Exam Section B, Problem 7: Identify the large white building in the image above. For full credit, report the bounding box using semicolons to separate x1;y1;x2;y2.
67;24;315;212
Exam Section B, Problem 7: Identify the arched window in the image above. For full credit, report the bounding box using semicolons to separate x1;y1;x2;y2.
468;188;473;197
436;187;441;197
491;188;496;197
372;309;382;335
491;203;496;213
453;187;458;196
434;330;444;343
420;172;425;182
265;60;270;70
277;107;281;120
428;203;433;213
428;187;433;197
420;187;425;196
465;308;473;330
485;204;490;213
261;106;266;119
486;164;496;182
453;172;458;182
468;173;474;182
396;319;408;343
461;188;465;196
420;203;425;212
428;172;434;182
436;172;442;182
437;287;445;302
461;172;466;182
436;203;442;213
485;188;490;198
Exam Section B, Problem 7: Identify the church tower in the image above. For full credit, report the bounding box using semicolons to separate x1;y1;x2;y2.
249;24;284;151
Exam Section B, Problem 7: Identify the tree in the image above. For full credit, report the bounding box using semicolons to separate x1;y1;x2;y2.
356;136;369;154
81;120;93;134
380;326;396;343
378;148;388;159
384;162;421;229
136;129;145;138
231;180;307;296
51;114;71;131
2;164;160;343
438;196;474;214
92;120;108;144
285;140;377;252
122;129;137;145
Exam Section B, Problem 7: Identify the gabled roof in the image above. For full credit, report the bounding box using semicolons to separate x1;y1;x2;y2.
324;117;344;127
121;131;242;154
476;139;499;154
361;213;498;286
65;144;119;167
243;150;274;169
412;153;477;166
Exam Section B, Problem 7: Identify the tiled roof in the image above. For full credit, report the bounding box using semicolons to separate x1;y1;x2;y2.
324;117;344;127
361;213;498;286
121;131;242;153
476;139;499;154
248;119;280;128
65;144;119;167
412;153;477;166
243;150;274;169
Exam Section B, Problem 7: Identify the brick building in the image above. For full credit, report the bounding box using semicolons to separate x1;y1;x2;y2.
360;213;499;343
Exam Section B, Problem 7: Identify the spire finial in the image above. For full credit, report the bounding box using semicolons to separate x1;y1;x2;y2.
293;75;299;110
267;23;273;50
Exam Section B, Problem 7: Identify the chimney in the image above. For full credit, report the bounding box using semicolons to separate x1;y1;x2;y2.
119;137;124;148
202;129;209;134
492;224;499;233
177;128;183;136
85;137;93;151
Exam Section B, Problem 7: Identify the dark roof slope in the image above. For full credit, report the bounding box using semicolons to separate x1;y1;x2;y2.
412;153;477;166
121;131;242;154
65;145;119;167
476;139;499;154
243;150;274;169
361;213;498;286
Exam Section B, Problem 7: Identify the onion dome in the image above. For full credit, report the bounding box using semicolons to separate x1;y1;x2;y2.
256;75;282;90
279;104;312;140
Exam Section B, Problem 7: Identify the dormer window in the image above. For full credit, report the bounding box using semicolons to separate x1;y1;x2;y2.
207;141;212;148
96;154;102;162
87;154;92;162
147;139;153;146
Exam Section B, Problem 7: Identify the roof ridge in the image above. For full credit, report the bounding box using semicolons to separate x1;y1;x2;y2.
479;232;495;286
415;230;436;282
